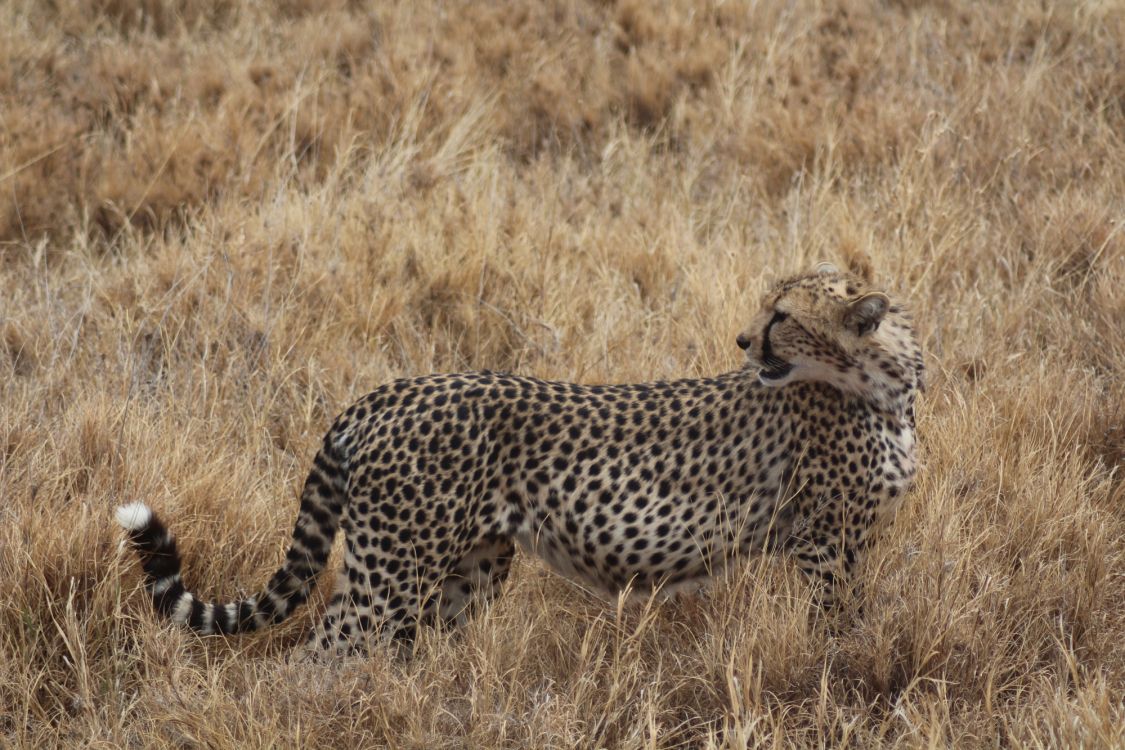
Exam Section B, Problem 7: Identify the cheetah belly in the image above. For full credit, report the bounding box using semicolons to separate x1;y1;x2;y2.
510;486;783;597
512;525;620;595
512;523;700;597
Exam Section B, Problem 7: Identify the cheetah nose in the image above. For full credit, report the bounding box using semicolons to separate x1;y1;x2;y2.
735;333;752;351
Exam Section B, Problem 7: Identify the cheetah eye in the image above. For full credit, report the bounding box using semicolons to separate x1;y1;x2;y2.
769;311;789;326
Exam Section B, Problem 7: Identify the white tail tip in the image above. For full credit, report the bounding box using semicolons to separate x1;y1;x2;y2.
116;502;153;531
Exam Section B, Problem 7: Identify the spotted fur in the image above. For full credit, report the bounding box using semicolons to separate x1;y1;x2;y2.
118;263;923;653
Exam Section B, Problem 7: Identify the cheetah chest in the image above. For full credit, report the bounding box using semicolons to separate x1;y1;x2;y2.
873;418;916;519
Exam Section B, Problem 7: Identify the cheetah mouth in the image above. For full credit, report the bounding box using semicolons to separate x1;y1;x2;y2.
758;361;794;381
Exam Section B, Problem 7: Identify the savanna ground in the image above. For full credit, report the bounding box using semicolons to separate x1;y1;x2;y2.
1;0;1123;746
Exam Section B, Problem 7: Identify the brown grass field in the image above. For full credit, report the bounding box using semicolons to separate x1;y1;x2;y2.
2;0;1124;746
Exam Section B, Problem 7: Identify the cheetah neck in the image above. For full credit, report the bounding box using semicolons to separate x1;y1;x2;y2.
843;361;919;422
832;317;922;423
748;357;919;429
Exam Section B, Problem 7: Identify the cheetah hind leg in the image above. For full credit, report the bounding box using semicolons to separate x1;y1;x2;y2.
303;536;515;658
305;554;445;658
435;536;515;630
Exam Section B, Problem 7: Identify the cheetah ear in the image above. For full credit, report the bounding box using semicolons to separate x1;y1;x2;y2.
844;292;889;336
815;262;839;275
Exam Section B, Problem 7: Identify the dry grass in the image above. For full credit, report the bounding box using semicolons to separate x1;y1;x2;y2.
1;0;1123;746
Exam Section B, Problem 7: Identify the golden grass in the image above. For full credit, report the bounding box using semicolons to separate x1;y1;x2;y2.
2;0;1123;746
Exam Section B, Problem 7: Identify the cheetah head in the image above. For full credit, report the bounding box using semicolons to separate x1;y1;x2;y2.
736;262;924;413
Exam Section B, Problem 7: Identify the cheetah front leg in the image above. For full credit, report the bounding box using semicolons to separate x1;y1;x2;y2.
785;494;869;611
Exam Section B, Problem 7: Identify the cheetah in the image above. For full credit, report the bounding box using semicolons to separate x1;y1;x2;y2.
117;261;923;653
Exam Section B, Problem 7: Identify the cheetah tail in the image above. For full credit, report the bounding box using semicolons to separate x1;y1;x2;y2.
115;439;348;636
